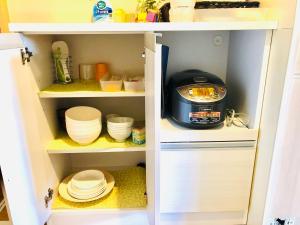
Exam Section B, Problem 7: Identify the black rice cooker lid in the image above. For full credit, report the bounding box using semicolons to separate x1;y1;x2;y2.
169;70;227;103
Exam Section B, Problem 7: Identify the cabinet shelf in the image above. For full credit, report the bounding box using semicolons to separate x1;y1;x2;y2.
47;132;145;154
39;80;145;98
160;118;258;143
52;167;147;211
10;21;277;35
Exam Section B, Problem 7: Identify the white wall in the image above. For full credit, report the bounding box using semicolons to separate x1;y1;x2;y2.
263;1;300;222
7;0;139;22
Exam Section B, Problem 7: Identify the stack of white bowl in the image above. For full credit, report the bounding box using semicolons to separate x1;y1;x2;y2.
67;170;107;200
65;106;102;145
107;116;134;142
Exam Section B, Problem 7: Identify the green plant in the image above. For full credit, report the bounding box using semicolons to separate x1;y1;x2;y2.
137;0;165;12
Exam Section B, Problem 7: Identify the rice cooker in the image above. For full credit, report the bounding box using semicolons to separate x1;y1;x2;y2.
167;70;227;129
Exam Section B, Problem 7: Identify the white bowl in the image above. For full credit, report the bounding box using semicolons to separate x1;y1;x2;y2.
107;117;134;127
107;117;134;142
71;170;106;190
106;114;120;121
107;129;132;142
66;106;102;145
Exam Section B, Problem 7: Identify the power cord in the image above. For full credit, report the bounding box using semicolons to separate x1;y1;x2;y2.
226;109;249;128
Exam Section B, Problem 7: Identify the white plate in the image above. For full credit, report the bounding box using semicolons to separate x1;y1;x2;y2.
59;171;115;203
52;41;69;56
68;187;106;199
71;169;105;190
67;181;107;196
68;181;106;194
68;187;106;200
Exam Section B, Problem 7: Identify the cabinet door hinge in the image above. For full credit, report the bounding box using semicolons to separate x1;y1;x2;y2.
44;188;54;208
21;47;33;65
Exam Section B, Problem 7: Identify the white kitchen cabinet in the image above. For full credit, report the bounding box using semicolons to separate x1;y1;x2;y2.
160;143;256;224
0;32;161;225
0;18;291;225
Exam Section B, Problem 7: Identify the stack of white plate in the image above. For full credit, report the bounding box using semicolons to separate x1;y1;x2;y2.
67;170;107;200
59;170;115;202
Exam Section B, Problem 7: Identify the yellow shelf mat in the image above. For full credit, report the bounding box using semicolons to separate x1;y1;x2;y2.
41;80;101;93
52;167;147;209
48;132;145;151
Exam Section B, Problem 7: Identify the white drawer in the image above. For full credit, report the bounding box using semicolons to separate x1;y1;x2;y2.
160;147;256;213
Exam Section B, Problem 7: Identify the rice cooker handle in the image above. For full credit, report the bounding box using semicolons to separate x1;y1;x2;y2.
194;76;208;83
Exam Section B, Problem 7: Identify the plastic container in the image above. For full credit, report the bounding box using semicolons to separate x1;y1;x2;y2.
96;63;109;81
124;76;145;92
170;0;195;8
100;75;123;92
112;9;126;22
169;0;195;22
79;64;96;80
169;7;195;22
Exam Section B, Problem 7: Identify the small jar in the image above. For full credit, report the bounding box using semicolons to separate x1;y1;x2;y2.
132;127;145;145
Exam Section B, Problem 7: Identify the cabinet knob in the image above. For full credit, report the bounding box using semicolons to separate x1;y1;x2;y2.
21;47;33;65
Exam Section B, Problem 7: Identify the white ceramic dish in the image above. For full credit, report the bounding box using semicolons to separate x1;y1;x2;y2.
52;41;69;56
66;106;102;145
71;170;105;190
107;129;132;142
68;183;106;195
59;171;115;203
106;114;120;121
107;117;134;142
67;185;106;200
107;117;134;127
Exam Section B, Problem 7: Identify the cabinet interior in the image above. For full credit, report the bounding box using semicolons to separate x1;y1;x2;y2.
21;29;270;211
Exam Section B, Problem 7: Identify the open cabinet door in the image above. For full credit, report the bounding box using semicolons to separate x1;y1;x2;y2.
0;34;52;225
144;32;162;225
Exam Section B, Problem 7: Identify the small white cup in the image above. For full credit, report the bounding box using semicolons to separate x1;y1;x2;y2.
79;64;96;80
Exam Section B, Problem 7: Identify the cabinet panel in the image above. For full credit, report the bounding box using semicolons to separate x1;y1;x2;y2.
266;78;300;217
145;32;162;225
160;147;255;213
0;48;47;225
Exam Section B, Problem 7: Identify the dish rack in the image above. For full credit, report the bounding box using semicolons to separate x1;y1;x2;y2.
52;55;73;84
